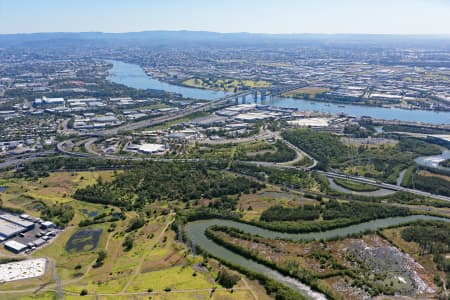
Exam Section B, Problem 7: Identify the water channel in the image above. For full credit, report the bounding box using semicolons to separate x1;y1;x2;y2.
415;149;450;171
185;215;450;299
107;60;450;125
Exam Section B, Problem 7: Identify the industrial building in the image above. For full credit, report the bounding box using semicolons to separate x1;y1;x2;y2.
40;221;55;230
0;212;58;254
32;238;46;247
127;143;168;154
0;214;35;230
4;240;28;253
0;219;27;240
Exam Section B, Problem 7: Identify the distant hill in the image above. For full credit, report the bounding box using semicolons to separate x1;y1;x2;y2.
1;30;450;48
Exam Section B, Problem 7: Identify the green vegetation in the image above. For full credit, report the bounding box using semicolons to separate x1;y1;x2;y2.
216;268;240;289
122;233;134;251
333;178;379;192
282;129;442;184
236;140;297;163
92;250;107;268
80;289;88;296
397;138;442;156
74;161;263;208
41;203;74;226
126;216;146;232
184;140;296;163
322;200;409;220
282;129;345;170
261;205;320;222
182;77;271;92
205;226;335;299
403;170;450;197
78;210;124;227
230;161;317;190
259;200;409;224
401;221;450;288
344;125;375;138
382;124;450;135
282;86;330;99
15;157;139;179
196;237;308;300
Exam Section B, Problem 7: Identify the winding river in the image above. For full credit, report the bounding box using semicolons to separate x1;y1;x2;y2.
185;215;450;300
415;149;450;172
107;60;450;125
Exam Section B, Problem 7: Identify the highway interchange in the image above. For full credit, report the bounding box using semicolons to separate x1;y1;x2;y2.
2;89;450;203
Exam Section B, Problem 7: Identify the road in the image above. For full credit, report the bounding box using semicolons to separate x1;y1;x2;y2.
316;170;450;202
0;150;57;169
55;131;450;202
327;177;396;197
2;86;448;202
87;91;252;137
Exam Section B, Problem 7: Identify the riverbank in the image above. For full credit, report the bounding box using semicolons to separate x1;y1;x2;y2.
280;94;450;113
185;215;450;300
107;60;450;124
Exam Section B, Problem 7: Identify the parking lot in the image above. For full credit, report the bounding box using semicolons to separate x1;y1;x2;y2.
0;211;60;254
10;225;59;253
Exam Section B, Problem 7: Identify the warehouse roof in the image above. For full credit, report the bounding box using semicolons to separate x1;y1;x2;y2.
0;219;25;238
4;240;28;252
0;214;34;228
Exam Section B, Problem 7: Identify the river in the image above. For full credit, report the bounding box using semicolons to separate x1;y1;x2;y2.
106;60;229;100
415;149;450;171
107;60;450;125
185;215;449;300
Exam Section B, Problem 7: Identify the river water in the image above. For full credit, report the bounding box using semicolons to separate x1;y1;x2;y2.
185;215;449;300
106;60;229;100
107;60;450;125
415;149;450;171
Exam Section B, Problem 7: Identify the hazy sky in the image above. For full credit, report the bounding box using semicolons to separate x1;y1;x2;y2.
1;0;450;35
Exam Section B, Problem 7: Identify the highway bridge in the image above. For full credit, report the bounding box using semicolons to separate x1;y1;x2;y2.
83;90;254;137
315;170;450;202
5;87;450;203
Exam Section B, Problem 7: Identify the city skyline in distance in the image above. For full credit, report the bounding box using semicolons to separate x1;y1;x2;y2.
1;0;450;35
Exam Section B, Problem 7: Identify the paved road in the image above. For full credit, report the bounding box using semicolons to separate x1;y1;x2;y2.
56;133;450;202
85;91;251;137
0;150;57;169
327;177;396;197
316;170;450;202
397;169;407;186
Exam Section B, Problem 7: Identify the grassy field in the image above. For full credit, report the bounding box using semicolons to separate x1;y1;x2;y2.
182;77;271;92
282;86;330;98
333;178;379;192
238;187;318;221
0;170;270;299
418;170;450;182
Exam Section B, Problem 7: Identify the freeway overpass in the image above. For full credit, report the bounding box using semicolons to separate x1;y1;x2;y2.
316;170;450;202
82;90;254;137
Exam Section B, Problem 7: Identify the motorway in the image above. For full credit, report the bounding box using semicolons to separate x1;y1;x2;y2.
56;134;450;202
2;88;450;202
316;170;450;202
84;90;252;136
0;150;57;169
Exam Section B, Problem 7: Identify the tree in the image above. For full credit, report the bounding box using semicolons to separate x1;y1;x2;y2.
123;234;134;251
217;268;240;289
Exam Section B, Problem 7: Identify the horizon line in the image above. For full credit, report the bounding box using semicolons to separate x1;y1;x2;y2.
1;29;450;37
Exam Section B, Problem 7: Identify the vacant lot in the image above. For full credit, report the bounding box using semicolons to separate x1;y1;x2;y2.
282;86;330;98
